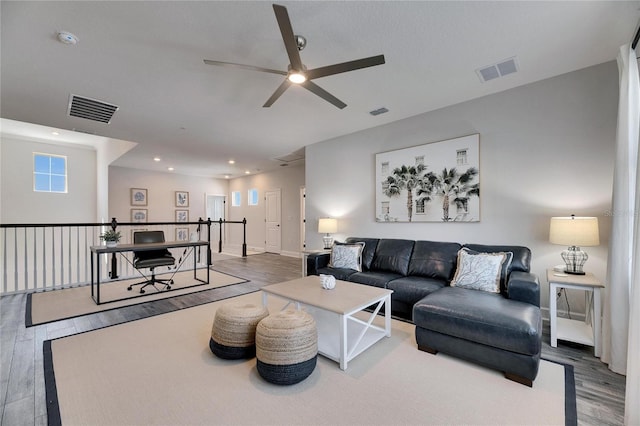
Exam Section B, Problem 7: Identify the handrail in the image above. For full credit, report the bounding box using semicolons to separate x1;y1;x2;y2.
0;217;249;294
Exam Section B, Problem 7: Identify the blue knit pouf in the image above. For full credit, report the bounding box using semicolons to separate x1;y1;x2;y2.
255;310;318;385
210;303;269;360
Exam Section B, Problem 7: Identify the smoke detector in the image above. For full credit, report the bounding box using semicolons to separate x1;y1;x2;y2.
57;31;79;45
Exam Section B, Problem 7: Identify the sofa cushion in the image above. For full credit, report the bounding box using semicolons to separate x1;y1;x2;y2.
408;240;462;280
463;244;531;274
349;271;402;288
316;267;357;281
387;276;446;304
413;287;542;356
345;237;379;271
329;242;364;271
370;239;414;275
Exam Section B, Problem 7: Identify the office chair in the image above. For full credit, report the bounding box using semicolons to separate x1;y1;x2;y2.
128;231;176;294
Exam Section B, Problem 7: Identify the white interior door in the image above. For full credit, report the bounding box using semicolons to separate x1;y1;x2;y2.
265;189;281;253
206;195;225;250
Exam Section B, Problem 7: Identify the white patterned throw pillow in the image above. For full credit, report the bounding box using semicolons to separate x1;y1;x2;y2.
450;248;508;293
329;242;365;271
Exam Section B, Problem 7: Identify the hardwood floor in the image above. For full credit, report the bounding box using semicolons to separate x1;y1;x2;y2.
0;253;626;425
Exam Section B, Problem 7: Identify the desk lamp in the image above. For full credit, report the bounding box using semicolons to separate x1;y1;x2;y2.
549;215;599;275
318;218;338;249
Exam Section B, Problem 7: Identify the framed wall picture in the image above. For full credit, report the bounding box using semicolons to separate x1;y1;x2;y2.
131;209;148;223
175;191;189;207
130;188;147;206
175;227;189;241
175;209;189;223
375;134;480;223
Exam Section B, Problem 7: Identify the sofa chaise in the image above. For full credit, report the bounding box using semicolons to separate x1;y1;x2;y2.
307;237;542;386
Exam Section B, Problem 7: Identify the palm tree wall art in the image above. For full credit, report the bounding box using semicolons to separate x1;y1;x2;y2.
375;134;480;222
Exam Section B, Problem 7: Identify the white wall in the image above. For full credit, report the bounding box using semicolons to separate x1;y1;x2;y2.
228;165;305;256
108;165;228;228
0;136;97;223
305;61;618;316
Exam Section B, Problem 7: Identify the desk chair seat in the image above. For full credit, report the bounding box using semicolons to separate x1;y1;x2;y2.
128;231;176;294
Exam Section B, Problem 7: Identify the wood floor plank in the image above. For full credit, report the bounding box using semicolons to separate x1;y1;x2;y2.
0;253;627;425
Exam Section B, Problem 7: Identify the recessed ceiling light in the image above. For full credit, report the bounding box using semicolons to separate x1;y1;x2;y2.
245;170;250;174
51;131;59;136
153;157;161;162
228;160;235;164
225;175;230;179
168;167;174;171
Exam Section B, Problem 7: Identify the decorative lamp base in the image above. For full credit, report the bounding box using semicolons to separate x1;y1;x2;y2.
322;235;333;250
561;246;588;275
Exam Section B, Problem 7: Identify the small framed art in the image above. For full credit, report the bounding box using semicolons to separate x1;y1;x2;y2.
175;227;189;241
131;209;148;223
130;188;147;206
175;191;189;207
175;209;189;223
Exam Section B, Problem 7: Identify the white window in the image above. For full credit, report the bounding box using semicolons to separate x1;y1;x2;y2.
381;202;390;215
456;149;468;166
248;188;259;206
231;191;241;206
34;153;67;193
381;181;389;192
381;162;389;175
415;198;425;214
415;155;424;166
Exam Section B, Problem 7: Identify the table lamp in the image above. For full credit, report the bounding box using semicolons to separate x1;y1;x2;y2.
549;215;599;275
318;218;338;249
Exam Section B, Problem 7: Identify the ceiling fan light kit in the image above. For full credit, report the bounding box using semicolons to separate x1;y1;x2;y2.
204;4;385;109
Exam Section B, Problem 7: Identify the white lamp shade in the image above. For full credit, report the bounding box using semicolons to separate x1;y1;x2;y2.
318;218;337;234
549;216;600;247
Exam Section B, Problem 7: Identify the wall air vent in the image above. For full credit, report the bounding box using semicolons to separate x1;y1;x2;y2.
369;107;389;116
476;57;518;83
67;94;119;123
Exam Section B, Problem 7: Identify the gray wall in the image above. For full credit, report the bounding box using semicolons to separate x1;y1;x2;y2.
1;136;97;223
305;61;618;315
228;165;305;256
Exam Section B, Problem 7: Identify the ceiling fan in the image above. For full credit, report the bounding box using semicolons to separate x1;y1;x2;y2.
204;4;385;109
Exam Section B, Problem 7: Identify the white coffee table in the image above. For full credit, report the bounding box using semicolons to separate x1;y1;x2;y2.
261;276;393;370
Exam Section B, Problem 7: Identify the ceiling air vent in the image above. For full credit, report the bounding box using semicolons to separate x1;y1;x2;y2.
67;94;119;123
476;57;518;83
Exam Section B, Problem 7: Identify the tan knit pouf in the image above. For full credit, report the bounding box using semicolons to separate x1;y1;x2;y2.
209;303;269;359
255;309;318;385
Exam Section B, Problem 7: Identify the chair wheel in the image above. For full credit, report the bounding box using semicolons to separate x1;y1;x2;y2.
169;280;174;284
166;286;171;290
127;286;132;291
140;289;145;294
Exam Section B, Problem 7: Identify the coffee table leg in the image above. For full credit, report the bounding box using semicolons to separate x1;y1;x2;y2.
340;314;347;370
385;294;391;337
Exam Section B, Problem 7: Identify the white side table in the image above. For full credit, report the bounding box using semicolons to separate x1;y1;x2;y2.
547;269;604;356
301;249;330;276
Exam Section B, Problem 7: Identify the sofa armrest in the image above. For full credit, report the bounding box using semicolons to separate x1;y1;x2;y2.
507;271;540;307
307;252;330;276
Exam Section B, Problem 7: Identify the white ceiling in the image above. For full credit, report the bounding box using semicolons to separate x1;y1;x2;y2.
1;1;638;178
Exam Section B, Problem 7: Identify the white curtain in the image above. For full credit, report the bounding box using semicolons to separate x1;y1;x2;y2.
602;43;640;425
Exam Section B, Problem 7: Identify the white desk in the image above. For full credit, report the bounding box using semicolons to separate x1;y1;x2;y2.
547;269;604;356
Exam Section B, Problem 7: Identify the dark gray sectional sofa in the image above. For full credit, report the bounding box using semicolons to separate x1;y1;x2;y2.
306;237;542;386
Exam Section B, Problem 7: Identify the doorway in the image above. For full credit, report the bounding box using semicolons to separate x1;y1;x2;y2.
265;188;281;253
206;194;225;250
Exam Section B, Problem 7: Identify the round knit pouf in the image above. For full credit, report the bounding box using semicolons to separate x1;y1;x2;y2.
255;309;318;385
209;303;269;360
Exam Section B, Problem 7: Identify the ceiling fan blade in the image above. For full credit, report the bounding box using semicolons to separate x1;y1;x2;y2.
306;55;386;80
272;4;303;71
301;81;347;109
203;59;287;76
263;79;292;107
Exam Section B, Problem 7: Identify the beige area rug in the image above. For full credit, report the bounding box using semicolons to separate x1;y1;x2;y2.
45;292;575;426
27;269;248;327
